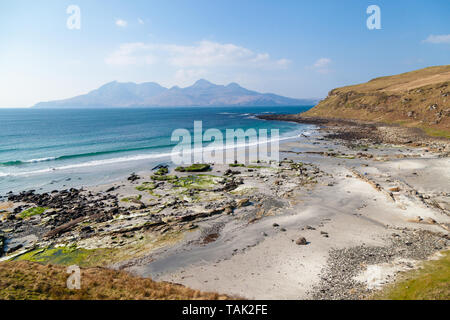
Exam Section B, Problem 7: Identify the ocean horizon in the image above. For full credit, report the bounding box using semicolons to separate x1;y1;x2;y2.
0;106;314;195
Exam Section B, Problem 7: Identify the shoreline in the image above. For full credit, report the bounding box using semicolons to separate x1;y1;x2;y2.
1;116;449;299
0;123;312;197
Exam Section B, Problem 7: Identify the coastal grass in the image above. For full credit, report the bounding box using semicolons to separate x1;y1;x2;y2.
421;127;450;139
0;260;231;300
18;207;47;219
372;250;450;300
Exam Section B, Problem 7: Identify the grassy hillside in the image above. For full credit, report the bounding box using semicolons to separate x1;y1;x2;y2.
371;251;450;300
0;261;231;300
304;65;450;138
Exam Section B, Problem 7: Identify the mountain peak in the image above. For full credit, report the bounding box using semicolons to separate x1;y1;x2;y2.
227;82;241;88
192;79;216;88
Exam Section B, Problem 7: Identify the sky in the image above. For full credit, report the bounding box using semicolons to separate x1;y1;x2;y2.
0;0;449;107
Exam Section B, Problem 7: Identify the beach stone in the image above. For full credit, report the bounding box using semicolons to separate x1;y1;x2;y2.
236;198;250;208
295;237;308;245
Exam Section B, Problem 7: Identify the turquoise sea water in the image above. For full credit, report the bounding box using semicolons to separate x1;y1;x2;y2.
0;106;314;195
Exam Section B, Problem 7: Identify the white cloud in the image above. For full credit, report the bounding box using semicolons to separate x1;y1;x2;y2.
423;34;450;44
105;40;290;69
115;19;128;27
308;58;332;74
138;18;144;25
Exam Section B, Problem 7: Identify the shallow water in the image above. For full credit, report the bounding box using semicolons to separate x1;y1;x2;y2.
0;106;313;195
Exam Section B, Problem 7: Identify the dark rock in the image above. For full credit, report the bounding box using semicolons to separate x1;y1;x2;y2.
7;243;23;254
295;237;308;245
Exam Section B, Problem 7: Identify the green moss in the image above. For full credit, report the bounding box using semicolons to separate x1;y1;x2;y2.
121;195;142;202
246;165;267;169
14;246;117;268
150;175;178;181
154;167;169;176
172;174;219;189
372;251;450;300
135;182;157;192
175;164;211;172
18;207;47;219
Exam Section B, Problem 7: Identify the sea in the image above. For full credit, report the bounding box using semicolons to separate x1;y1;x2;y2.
0;106;314;195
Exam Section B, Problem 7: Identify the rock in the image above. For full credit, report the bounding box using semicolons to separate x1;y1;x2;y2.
236;198;250;208
295;237;308;245
424;217;437;225
272;223;279;227
187;223;197;230
127;173;140;182
280;228;287;232
7;243;23;254
389;187;401;192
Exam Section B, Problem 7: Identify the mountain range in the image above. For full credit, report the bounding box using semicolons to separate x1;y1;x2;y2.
33;79;317;108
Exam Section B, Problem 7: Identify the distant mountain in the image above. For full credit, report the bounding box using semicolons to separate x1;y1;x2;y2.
33;79;317;108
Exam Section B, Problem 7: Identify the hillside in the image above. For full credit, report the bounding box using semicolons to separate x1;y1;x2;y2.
303;65;450;137
34;79;316;108
0;260;231;300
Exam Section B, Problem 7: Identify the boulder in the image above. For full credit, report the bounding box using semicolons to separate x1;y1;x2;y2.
295;237;308;245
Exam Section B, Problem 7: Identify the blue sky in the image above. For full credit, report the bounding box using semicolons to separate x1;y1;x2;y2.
0;0;449;107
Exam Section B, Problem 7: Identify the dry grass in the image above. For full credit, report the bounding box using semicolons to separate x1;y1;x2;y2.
304;65;450;137
0;260;232;300
334;65;450;92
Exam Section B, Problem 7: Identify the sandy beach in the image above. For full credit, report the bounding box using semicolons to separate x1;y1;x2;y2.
1;120;449;299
